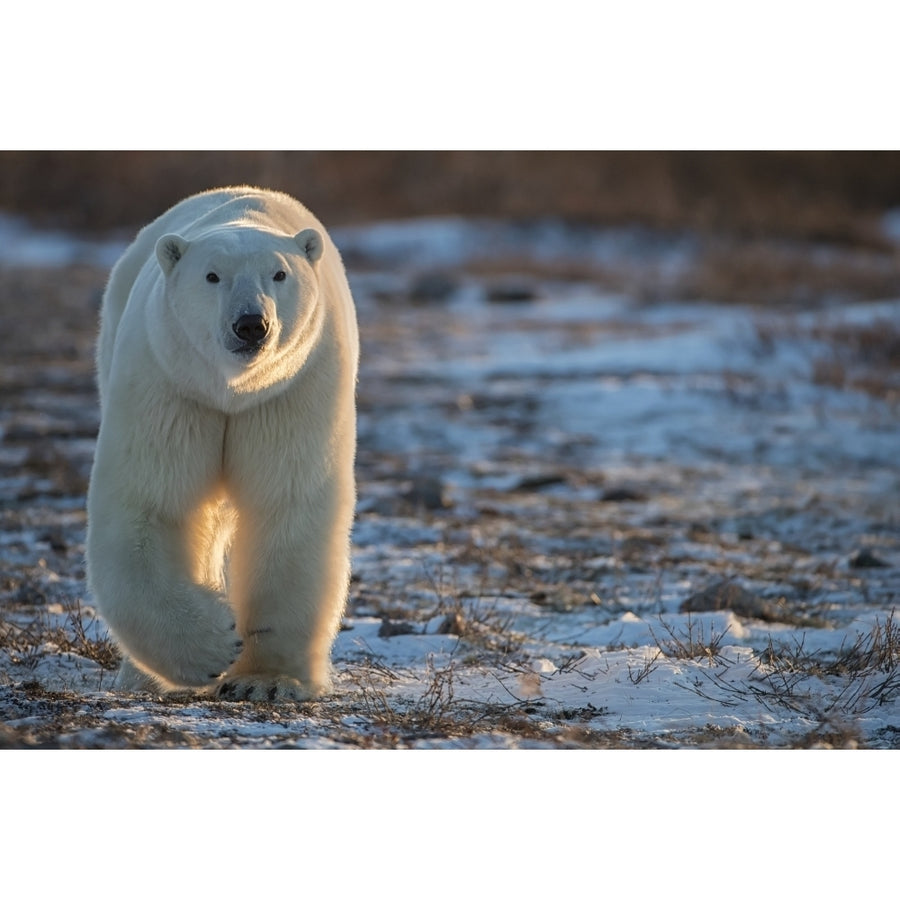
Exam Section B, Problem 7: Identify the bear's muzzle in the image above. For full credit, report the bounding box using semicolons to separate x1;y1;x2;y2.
232;314;270;353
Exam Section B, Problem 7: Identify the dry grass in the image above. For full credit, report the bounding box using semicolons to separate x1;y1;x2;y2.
756;314;900;401
668;239;900;307
3;151;900;245
758;611;900;714
629;614;731;685
677;612;900;729
342;654;624;747
651;614;732;663
349;655;469;737
810;319;900;402
0;599;119;672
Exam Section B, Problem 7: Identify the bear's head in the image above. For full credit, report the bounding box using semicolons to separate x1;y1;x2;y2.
152;225;326;403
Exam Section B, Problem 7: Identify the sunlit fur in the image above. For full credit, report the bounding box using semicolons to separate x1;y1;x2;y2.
87;187;358;700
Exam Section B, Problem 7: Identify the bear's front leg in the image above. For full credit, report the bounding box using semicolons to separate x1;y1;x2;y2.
87;386;243;690
217;481;353;702
88;500;244;688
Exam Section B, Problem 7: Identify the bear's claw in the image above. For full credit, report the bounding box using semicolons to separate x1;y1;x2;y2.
215;674;323;703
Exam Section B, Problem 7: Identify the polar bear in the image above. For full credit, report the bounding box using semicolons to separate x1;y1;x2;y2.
86;186;358;701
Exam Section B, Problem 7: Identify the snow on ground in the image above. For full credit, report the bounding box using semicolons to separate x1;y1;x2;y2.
1;213;898;748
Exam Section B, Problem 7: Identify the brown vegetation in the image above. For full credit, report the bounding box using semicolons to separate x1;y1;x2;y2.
2;151;900;243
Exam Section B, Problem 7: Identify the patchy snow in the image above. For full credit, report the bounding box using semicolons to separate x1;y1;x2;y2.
1;213;899;751
883;207;900;244
0;212;127;269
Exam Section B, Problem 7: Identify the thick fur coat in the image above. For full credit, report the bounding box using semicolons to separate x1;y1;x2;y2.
86;187;358;701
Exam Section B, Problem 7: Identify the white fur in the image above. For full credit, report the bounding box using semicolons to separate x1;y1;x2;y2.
87;187;358;701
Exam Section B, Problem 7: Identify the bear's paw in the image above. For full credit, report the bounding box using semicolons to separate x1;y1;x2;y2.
163;597;244;687
215;674;324;703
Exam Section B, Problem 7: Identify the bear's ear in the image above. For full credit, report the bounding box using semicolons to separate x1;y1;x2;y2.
294;228;324;264
155;234;190;275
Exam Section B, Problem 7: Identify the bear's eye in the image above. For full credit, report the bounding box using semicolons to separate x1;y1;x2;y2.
206;272;220;284
273;270;286;282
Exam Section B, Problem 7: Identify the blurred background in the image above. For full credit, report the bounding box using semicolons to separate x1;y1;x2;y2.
3;150;899;310
2;150;900;243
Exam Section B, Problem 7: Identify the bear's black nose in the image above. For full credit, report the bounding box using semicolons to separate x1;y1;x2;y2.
233;314;269;346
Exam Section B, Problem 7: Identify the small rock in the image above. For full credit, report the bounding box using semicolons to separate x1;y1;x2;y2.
601;486;646;502
849;548;888;568
13;579;46;605
402;476;451;510
515;472;568;491
680;580;784;621
378;618;417;638
486;281;536;303
410;272;458;302
38;530;68;553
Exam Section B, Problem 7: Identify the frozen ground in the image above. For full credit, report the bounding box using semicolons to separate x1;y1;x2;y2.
1;214;898;748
